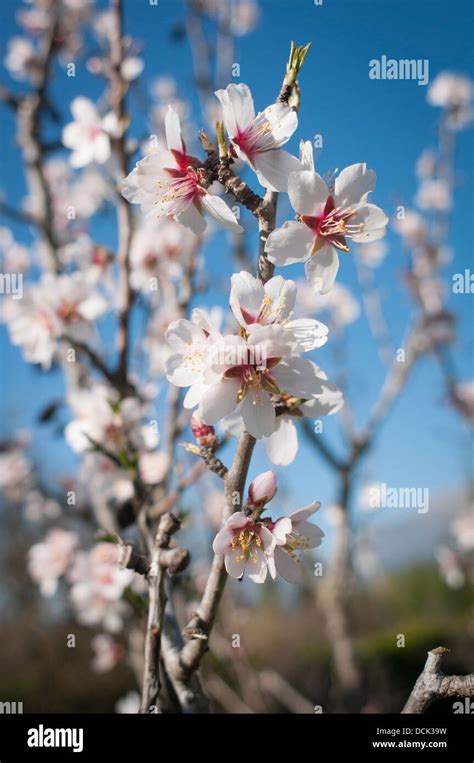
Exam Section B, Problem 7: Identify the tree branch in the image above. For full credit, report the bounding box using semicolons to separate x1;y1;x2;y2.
402;647;474;713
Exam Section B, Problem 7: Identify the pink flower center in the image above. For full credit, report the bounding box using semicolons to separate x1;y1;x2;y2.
231;522;263;562
301;196;361;253
88;125;104;140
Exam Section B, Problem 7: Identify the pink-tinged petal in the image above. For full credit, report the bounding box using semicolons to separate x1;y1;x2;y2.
289;501;322;524
212;527;233;555
253;149;304;192
225;552;246;579
240;389;275;438
272;516;292;545
227;512;250;531
176;202;207;234
274;546;302;584
165;106;184;154
199;378;240;424
215;83;255;137
265;221;314;266
229;271;264;326
261;102;298;147
272;356;325;399
304;245;339;295
295;519;324;548
191;308;222;337
348;203;388;243
264;416;298;466
135;152;175;190
288;170;329;215
248;470;277;505
201;193;243;232
258;524;277;552
334;163;376;208
246;547;269;584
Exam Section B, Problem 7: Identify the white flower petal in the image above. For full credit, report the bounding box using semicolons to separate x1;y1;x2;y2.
176;202;207;234
272;356;325;399
199;378;240;424
253;149;304;192
261;102;298;147
71;97;98;124
288;170;328;215
304;245;339;294
246;547;269;583
165;106;183;154
284;318;328;351
225;552;246;579
334;163;376;208
201;193;243;232
240;390;275;438
215;83;255;137
230;271;264;326
349;203;388;243
264;416;299;466
265;221;314;266
274;546;302;583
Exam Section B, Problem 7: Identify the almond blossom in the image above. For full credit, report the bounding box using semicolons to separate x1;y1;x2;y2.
267;502;324;583
91;634;124;673
65;383;158;455
229;271;329;352
215;83;303;192
427;71;473;129
212;472;324;584
263;382;344;465
4;37;39;81
3;272;107;368
122;106;242;234
62;97;120;168
130;216;199;292
265;163;388;293
28;529;78;597
212;512;276;583
68;543;135;632
165;307;223;408
188;324;329;439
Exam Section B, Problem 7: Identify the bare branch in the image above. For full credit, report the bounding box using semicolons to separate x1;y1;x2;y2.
140;513;189;713
402;647;474;713
178;431;255;684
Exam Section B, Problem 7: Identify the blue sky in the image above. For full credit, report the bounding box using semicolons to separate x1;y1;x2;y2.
0;0;473;562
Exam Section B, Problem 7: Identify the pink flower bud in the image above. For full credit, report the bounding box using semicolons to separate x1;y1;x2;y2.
248;471;277;507
190;412;217;448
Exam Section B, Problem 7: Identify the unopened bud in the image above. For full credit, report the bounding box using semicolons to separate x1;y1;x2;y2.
190;412;217;448
248;470;277;507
